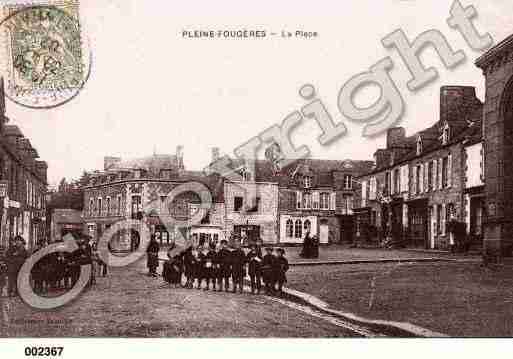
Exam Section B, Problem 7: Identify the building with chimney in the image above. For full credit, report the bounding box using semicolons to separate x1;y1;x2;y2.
0;79;48;249
353;86;484;250
82;148;226;250
206;147;373;245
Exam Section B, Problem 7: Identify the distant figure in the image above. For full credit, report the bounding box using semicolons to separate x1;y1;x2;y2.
216;240;232;292
0;246;7;296
146;236;160;277
274;248;289;295
300;231;312;258
6;236;28;297
246;244;263;294
261;247;276;295
230;241;246;294
311;235;320;259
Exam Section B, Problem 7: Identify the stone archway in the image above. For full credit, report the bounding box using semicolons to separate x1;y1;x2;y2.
476;39;513;259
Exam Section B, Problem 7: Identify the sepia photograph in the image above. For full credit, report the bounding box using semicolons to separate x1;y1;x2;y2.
0;0;512;357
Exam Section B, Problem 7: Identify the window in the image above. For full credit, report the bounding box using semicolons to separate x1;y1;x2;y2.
106;197;111;216
294;219;302;238
385;172;391;195
437;204;442;234
302;193;312;209
393;168;400;194
415;165;421;194
320;192;330;210
442;124;450;145
303;176;312;188
370;210;377;226
428;161;434;191
442;157;449;188
286;219;294;238
90;198;94;216
446;203;454;221
240;168;251;181
131;195;142;219
304;219;311;233
98;198;102;217
234;196;243;212
417;136;423;155
344;174;352;190
117;196;122;215
248;197;260;212
369;177;377;200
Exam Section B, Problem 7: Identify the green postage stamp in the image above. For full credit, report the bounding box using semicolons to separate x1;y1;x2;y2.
0;1;88;108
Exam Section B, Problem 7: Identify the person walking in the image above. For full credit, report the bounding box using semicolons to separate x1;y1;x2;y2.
146;235;160;277
6;236;28;298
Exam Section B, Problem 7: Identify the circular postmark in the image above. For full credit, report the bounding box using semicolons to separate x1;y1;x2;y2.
0;4;91;109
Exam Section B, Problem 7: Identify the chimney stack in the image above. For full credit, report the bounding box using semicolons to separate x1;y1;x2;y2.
176;145;184;169
212;147;220;163
104;156;121;171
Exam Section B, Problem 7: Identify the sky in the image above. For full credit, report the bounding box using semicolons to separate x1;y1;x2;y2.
2;0;513;186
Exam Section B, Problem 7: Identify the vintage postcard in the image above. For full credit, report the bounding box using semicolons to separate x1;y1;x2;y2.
0;0;512;357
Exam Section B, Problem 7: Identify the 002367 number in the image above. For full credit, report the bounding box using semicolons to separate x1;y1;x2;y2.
24;347;64;357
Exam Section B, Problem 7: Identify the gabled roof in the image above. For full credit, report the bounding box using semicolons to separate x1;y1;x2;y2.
111;154;180;171
4;125;23;137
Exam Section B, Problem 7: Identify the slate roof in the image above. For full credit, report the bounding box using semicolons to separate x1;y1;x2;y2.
111;154;180;171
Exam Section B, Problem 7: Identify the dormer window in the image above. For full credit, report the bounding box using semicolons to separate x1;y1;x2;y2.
240;168;251;181
416;136;423;156
442;123;450;145
303;176;312;188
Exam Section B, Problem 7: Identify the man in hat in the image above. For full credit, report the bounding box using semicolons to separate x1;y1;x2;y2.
274;247;289;295
5;236;28;297
216;239;231;292
261;246;276;295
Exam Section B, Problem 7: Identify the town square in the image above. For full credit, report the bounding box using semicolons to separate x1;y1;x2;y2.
1;0;513;346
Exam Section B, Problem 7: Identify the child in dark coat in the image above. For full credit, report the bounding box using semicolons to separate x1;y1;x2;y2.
183;247;195;288
246;245;262;294
274;248;289;295
230;241;246;294
201;245;216;290
216;240;232;292
261;247;276;295
163;251;183;287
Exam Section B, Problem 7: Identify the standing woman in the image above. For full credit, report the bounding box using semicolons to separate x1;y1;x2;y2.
146;235;160;277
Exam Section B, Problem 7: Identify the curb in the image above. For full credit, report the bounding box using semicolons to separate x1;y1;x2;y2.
289;257;455;266
280;287;448;337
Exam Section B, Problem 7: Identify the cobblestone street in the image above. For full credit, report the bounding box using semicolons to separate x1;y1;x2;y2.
0;258;360;338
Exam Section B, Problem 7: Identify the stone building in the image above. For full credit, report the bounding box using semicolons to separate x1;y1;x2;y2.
0;79;48;250
277;159;373;244
354;86;483;250
206;148;372;245
222;160;279;244
475;34;513;258
82;149;225;251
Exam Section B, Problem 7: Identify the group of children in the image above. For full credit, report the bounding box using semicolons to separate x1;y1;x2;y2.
161;239;289;295
0;235;107;298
